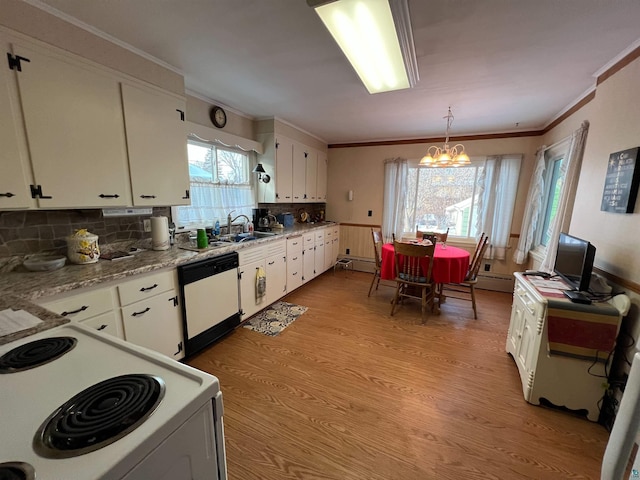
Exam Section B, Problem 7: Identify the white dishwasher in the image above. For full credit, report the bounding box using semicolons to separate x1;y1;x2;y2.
178;252;241;357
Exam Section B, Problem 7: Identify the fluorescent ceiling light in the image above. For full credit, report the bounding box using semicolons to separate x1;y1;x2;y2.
308;0;418;94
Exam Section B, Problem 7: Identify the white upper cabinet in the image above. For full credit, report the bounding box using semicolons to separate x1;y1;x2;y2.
9;41;131;208
0;41;32;209
292;141;307;202
305;149;318;202
257;131;328;204
316;150;328;202
121;83;190;206
275;136;294;203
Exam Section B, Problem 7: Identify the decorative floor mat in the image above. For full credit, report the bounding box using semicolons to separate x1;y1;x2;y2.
243;301;308;336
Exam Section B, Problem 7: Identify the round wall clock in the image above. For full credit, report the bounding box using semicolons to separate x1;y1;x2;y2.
210;106;227;128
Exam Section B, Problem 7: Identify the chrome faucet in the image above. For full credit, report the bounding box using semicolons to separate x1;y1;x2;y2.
227;211;251;233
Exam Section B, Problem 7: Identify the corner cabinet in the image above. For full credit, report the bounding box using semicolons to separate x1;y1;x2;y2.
506;273;622;421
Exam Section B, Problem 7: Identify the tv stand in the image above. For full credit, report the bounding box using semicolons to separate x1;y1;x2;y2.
506;272;623;421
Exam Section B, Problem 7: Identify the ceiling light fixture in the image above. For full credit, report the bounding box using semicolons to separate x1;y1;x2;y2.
420;107;470;168
307;0;418;94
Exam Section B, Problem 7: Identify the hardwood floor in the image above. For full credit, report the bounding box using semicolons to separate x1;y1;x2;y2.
188;270;610;480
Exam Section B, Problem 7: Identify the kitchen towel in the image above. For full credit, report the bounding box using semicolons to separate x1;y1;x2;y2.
256;266;266;299
151;216;170;251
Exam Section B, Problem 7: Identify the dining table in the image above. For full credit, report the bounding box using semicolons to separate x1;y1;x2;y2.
380;242;471;284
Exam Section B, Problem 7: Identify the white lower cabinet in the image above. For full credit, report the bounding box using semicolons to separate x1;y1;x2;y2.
238;245;269;320
36;285;123;339
286;236;304;292
37;269;183;360
118;269;184;360
121;292;183;360
265;239;287;305
302;233;316;283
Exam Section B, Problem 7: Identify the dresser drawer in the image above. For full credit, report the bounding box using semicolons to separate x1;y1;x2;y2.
38;287;114;321
117;269;176;306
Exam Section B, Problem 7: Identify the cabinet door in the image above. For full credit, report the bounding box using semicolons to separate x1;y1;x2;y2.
506;296;525;355
292;142;307;202
305;149;318;202
121;83;190;206
122;292;184;360
317;151;328;201
239;258;267;320
287;237;304;292
80;310;123;339
314;241;325;275
303;246;316;283
10;42;130;208
275;136;293;202
265;253;287;305
0;45;32;209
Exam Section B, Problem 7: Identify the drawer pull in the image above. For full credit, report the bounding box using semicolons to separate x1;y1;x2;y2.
140;284;158;292
96;324;108;331
61;305;89;316
132;307;151;317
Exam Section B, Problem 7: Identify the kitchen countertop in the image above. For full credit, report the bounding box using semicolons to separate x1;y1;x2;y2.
0;222;337;302
0;294;70;345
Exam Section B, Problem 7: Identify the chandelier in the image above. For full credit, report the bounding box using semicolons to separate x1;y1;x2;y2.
420;107;470;167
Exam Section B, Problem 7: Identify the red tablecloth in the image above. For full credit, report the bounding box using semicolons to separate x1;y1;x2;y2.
380;243;470;284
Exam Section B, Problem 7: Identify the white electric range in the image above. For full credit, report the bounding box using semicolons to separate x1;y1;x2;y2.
0;322;227;480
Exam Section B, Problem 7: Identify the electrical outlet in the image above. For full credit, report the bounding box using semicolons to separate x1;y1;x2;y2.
368;210;372;217
484;263;491;272
143;219;152;232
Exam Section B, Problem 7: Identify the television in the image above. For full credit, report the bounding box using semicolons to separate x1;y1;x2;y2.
553;232;596;292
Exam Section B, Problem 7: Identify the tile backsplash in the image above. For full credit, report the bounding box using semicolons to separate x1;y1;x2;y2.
0;207;170;258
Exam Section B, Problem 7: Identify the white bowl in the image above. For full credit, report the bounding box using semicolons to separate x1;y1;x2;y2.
23;255;66;272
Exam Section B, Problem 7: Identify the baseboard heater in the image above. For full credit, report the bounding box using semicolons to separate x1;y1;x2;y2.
337;256;376;274
476;273;514;293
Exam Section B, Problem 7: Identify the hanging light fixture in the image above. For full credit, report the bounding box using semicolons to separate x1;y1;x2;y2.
420;107;470;167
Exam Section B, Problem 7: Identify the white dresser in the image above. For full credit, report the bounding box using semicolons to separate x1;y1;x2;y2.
506;272;623;421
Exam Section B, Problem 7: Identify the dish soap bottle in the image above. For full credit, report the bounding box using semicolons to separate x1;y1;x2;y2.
214;219;220;236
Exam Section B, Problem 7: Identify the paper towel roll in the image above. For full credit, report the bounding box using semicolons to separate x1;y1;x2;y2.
151;216;170;251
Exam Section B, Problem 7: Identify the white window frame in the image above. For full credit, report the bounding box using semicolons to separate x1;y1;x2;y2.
171;139;256;231
404;158;485;240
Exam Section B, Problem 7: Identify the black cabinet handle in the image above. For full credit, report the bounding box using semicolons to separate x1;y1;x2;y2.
176;109;185;121
174;342;183;356
140;194;156;199
30;184;52;199
140;284;158;292
268;261;275;265
99;194;120;198
132;307;150;317
0;192;15;198
96;324;108;331
182;190;190;199
61;306;89;316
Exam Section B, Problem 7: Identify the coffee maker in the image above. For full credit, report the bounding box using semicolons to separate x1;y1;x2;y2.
253;208;270;231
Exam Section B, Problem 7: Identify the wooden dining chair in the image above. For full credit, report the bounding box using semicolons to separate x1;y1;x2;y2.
368;227;384;296
439;236;489;319
390;240;437;322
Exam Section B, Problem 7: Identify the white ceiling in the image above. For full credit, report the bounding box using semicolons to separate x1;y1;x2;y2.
33;0;640;144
